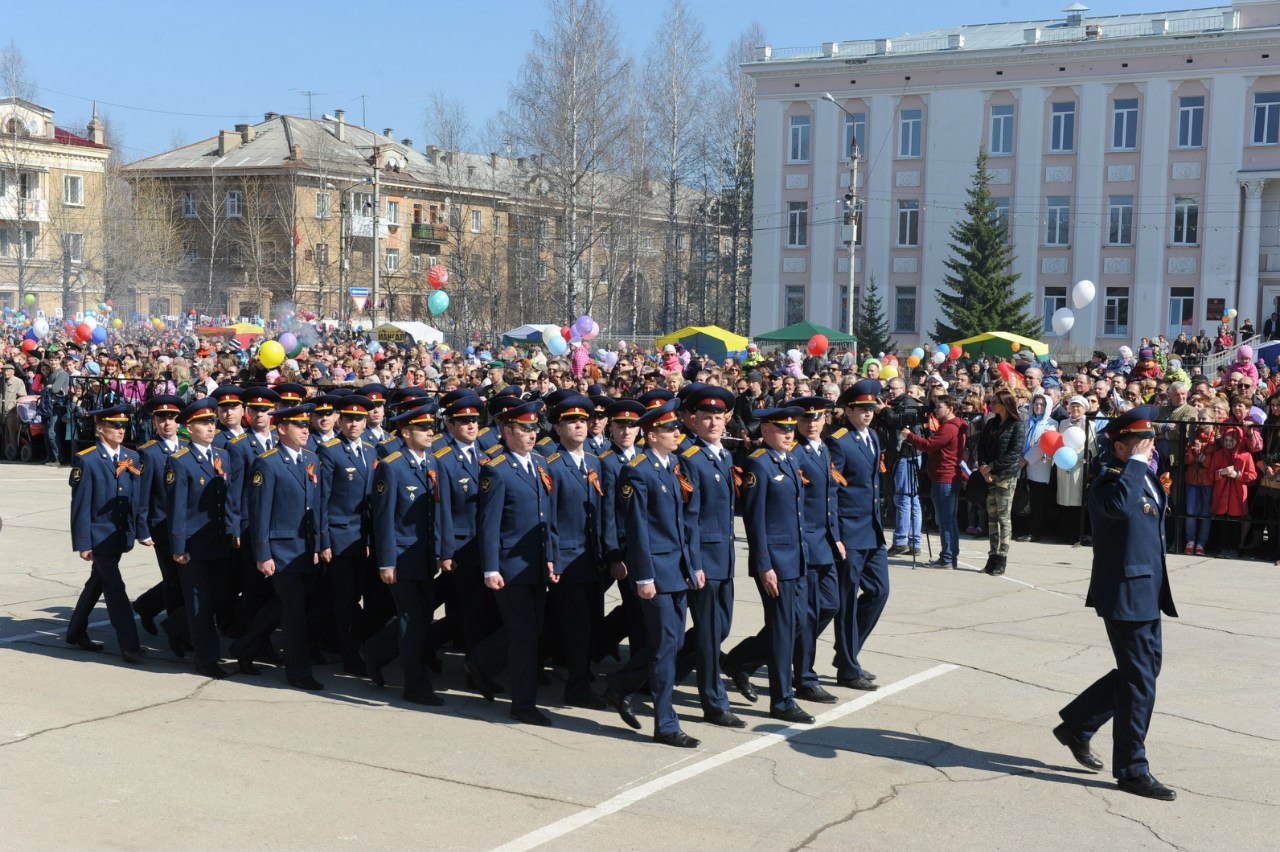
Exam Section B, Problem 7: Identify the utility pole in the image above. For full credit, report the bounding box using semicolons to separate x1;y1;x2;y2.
822;92;861;345
371;147;380;329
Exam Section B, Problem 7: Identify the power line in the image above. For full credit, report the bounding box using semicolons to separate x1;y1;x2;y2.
32;83;260;120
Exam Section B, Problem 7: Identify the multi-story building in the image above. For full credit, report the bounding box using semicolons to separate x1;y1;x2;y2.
745;0;1280;351
0;97;110;318
122;111;731;335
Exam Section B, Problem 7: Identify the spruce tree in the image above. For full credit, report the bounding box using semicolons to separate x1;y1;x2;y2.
933;148;1039;343
856;275;895;356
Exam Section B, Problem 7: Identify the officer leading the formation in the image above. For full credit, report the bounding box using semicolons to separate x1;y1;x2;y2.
1055;405;1179;801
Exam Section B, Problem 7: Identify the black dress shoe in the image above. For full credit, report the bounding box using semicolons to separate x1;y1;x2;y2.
724;664;758;703
343;659;368;677
121;647;148;664
703;710;747;728
288;676;324;691
926;557;953;570
66;634;104;652
770;706;815;724
259;645;283;665
405;690;445;707
604;687;641;730
133;605;158;636
566;692;609;711
653;729;700;748
511;708;553;727
863;671;878;681
166;628;186;659
1053;723;1103;772
236;658;262;676
1117;773;1176;801
795;685;838;704
464;661;496;702
195;663;229;680
837;676;880;691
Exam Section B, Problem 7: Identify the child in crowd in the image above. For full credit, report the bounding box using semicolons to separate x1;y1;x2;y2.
1209;426;1257;558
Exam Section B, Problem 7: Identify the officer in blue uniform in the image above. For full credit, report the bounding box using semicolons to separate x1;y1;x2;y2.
543;395;608;709
305;395;340;450
678;385;745;728
165;399;234;678
211;385;246;450
604;400;704;748
316;395;376;676
232;403;328;690
722;406;815;724
1056;406;1179;801
359;384;390;444
131;394;189;653
376;388;430;459
471;400;559;726
585;395;611;457
365;401;453;706
595;399;648;665
65;404;150;662
226;386;279;641
273;383;307;407
826;379;889;692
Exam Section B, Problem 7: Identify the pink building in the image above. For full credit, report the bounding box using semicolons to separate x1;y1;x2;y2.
745;0;1280;351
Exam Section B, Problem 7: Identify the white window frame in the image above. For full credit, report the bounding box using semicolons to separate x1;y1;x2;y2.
842;112;866;161
788;115;811;163
315;191;331;220
898;109;922;159
992;197;1010;230
1050;102;1075;153
492;213;502;237
1172;195;1199;246
1168;287;1194;337
64;232;84;263
20;229;36;259
1042;286;1067;334
1045;196;1070;246
1253;92;1280;145
989;105;1014;156
1177;96;1205;148
385;247;399;272
785;285;806;325
1104;286;1130;336
352;191;373;216
1111;98;1138;151
385;200;400;225
412;254;422;274
470;209;482;233
225;190;243;218
63;174;84;207
181;191;196;218
786;201;808;248
896;199;919;247
1107;195;1134;246
893;286;917;333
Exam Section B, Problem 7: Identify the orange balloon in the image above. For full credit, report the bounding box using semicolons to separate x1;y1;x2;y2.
1011;342;1020;352
906;354;921;369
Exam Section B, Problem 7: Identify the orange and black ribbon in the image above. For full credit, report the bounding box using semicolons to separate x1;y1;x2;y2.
879;453;887;474
115;458;141;477
213;455;225;479
587;468;603;497
1159;471;1172;496
673;463;694;503
731;465;744;497
306;462;318;484
427;468;441;503
538;466;553;495
798;467;811;486
830;462;848;487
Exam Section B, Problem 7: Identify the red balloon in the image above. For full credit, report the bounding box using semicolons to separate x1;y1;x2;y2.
560;326;571;341
428;264;449;289
1040;430;1064;455
807;334;829;357
21;338;38;353
949;345;962;360
76;323;92;342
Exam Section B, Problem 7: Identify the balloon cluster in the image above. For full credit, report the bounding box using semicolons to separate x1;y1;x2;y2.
1049;280;1096;337
1040;427;1087;470
546;315;599;357
1224;307;1239;321
427;264;450;316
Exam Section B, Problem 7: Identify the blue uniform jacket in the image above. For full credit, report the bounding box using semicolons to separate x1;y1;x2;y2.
1086;457;1179;621
164;445;232;558
227;432;273;535
618;452;697;594
69;442;145;555
137;438;186;536
376;433;404;459
544;447;605;582
826;427;885;550
794;440;843;565
213;427;245;452
433;437;483;565
598;446;629;564
741;448;808;580
371;449;451;579
247;447;326;571
478;450;557;585
475;427;499;452
681;441;736;581
316;437;375;557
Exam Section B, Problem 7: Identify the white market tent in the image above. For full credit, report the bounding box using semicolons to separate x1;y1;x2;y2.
375;321;444;345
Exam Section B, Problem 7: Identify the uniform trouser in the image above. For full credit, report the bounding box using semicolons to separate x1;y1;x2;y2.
1059;618;1163;780
450;561;500;653
595;575;648;662
834;546;890;681
471;583;546;713
387;576;437;698
326;552;368;667
67;552;141;652
133;523;186;628
686;576;734;714
893;458;922;547
548;580;599;702
608;590;687;735
725;575;804;713
231;572;316;682
235;543;274;635
795;564;839;688
182;558;223;666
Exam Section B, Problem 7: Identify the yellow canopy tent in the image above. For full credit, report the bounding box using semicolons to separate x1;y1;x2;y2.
654;325;749;360
949;331;1049;359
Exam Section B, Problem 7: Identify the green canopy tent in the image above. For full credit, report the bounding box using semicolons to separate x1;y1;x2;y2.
754;321;856;348
949;331;1049;360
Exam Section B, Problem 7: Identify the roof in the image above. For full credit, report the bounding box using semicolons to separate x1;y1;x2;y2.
53;127;107;149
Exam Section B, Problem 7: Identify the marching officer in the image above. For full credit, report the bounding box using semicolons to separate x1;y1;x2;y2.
360;384;390;444
471;400;558;726
1056;406;1179;801
376;388;430;459
233;403;328;690
366;400;453;706
226;386;279;640
65;404;151;662
165;399;234;679
585;395;611;457
316;395;376;676
722;406;815;724
543;395;608;709
826;379;889;692
604;399;704;748
305;395;340;449
595;399;648;665
132;394;189;654
211;385;246;449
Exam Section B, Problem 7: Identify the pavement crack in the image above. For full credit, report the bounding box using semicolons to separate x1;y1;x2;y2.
747;754;817;800
788;780;934;850
1085;786;1190;851
1159;711;1280;743
1;680;212;748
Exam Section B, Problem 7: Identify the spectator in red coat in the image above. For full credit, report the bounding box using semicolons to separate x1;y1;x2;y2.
1209;426;1257;558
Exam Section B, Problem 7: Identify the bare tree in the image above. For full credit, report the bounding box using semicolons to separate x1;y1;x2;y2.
0;42;38;304
103;173;183;318
233;176;291;317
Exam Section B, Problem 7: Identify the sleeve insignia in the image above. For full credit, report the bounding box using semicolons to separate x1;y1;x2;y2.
165;469;176;486
69;467;82;485
480;476;493;493
433;445;452;458
620;482;634;500
744;472;758;489
375;479;387;494
251;470;265;487
749;448;766;459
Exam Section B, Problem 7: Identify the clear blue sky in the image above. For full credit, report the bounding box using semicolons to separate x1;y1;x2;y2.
10;0;1204;162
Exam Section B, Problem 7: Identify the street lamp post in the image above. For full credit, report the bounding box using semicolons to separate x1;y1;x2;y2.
371;150;381;329
821;92;861;350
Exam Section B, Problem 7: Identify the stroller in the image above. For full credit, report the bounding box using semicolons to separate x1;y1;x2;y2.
6;395;47;462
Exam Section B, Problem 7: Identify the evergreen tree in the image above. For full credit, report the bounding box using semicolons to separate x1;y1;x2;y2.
855;274;895;356
933;148;1039;343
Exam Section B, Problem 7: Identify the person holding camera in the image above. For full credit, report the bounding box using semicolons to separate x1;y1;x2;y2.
901;394;966;569
975;389;1027;575
879;378;924;557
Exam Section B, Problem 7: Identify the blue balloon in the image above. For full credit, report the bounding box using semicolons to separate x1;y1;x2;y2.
465;345;475;356
911;347;924;358
367;341;381;354
91;326;108;344
547;334;569;356
1053;446;1079;470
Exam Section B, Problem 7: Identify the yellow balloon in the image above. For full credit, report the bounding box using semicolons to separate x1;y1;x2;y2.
880;365;898;380
152;318;165;330
112;318;123;329
259;340;286;369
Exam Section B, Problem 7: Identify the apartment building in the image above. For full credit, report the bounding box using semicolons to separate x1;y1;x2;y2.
745;0;1280;350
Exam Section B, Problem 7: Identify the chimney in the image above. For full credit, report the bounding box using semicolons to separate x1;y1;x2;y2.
467;165;476;180
235;123;253;144
426;145;440;165
264;111;279;121
401;138;413;148
334;108;345;142
290;143;302;161
490;152;499;168
383;128;394;138
1064;2;1088;28
517;156;527;170
87;101;105;146
217;129;241;156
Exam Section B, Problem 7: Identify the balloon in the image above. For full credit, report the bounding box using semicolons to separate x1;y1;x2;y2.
573;315;593;338
33;318;49;339
83;315;98;331
465;345;475;356
112;318;123;329
1061;425;1087;452
152;318;166;331
604;352;618;368
880;365;898;379
1053;446;1079;470
1039;430;1065;455
259;340;286;369
906;354;921;368
807;334;829;356
911;347;924;359
279;332;298;352
428;264;449;289
1051;306;1075;336
1227;308;1238;319
367;341;382;354
24;293;35;305
98;302;108;311
883;354;897;365
560;326;572;341
428;290;449;315
547;334;569;356
75;323;92;342
584;320;600;341
932;351;947;365
949;345;962;360
91;326;107;344
1072;279;1096;309
21;338;37;353
1011;342;1020;352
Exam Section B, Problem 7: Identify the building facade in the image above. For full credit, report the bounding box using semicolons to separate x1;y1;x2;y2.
745;0;1280;351
0;97;110;318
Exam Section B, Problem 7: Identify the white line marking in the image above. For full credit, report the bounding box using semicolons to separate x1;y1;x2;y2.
1;618;114;645
491;663;959;852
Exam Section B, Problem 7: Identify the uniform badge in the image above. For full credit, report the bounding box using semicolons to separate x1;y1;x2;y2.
199;477;206;486
375;479;386;494
345;466;356;480
481;477;492;493
252;471;264;487
69;467;82;486
406;485;418;502
621;482;634;500
744;472;758;489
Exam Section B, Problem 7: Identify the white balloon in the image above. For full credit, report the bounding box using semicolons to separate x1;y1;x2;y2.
33;318;50;339
931;351;946;364
1061;425;1086;452
1072;279;1095;310
83;315;99;331
1051;307;1075;336
787;348;802;363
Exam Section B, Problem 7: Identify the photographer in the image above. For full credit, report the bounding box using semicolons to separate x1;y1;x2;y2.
901;394;966;569
876;378;924;556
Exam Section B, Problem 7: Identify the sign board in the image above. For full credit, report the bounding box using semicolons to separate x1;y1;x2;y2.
1206;298;1225;322
350;287;369;313
376;325;409;344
